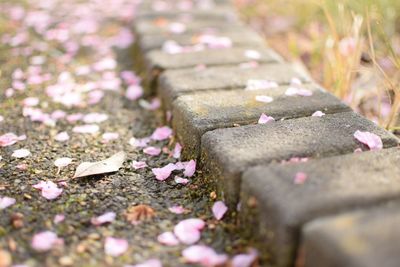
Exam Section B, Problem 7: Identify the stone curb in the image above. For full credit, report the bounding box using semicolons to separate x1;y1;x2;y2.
133;1;400;266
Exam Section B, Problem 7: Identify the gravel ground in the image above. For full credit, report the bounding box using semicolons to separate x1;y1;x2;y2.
0;1;254;266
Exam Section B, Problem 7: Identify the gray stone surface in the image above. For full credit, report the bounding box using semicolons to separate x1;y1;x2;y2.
239;147;400;267
138;29;265;52
134;11;242;36
303;199;400;267
159;63;311;108
172;84;351;159
145;46;281;72
201;111;399;207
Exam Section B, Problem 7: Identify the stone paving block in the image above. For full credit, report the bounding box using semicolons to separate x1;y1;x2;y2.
133;11;241;36
138;28;265;52
201;111;399;208
303;199;400;267
159;63;310;109
239;147;400;267
146;47;283;94
172;84;351;159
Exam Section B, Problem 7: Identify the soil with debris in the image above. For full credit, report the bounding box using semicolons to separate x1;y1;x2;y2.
0;1;254;266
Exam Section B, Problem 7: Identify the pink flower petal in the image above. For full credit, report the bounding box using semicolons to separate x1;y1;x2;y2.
104;237;128;257
312;111;325;117
212;201;228;220
72;124;99;134
126;85;143;100
12;148;31;158
168;205;186;214
55;131;70;142
152;163;177;181
54;214;65;224
33;181;63;200
183;160;196;177
54;157;72;168
182;245;228;267
102;132;119;142
285;87;313;96
258;113;275;124
0;196;16;209
132;161;147;170
174;218;205;245
354;130;383;150
157;232;180;246
255;95;273;103
294;172;308;184
231;249;258;267
244;49;260;60
151;126;173;141
143;146;161;156
23;97;40;107
91;211;116;226
83;113;108;123
175;176;189;185
245;79;278;90
173;143;182;159
0;133;24;147
129;137;150;148
31;231;63;252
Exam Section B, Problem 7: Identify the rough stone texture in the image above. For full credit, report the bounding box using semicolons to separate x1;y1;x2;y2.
172;84;351;159
145;46;281;72
201;111;399;208
239;147;400;267
134;6;237;21
145;47;283;94
303;199;400;267
133;11;241;36
138;29;265;52
159;63;311;108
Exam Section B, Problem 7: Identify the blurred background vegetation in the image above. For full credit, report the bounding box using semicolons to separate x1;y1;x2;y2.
235;0;400;132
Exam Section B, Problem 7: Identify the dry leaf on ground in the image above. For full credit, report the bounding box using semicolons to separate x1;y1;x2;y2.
73;151;126;178
125;204;155;225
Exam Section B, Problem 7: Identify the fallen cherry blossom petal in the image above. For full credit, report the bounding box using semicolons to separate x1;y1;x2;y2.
33;181;63;200
129;137;150;148
125;259;163;267
126;85;143;100
104;237;128;257
54;214;65;224
175;176;190;185
72;124;99;134
212;201;228;220
354;130;383;151
0;133;25;147
258;113;275;124
182;245;228;267
168;205;186;214
285;87;313;96
151;126;173;141
102;132;119;142
245;79;278;90
0;196;16;209
183;160;196;177
83;113;108;123
157;232;180;246
54;157;72;168
244;49;261;60
231;249;258;267
294;172;308;184
255;95;273;103
152;163;177;181
312;110;326;117
55;131;70;142
174;218;205;244
12;149;31;158
91;211;116;226
31;231;63;252
132;161;147;170
173;143;182;159
73;151;126;178
143;146;161;156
